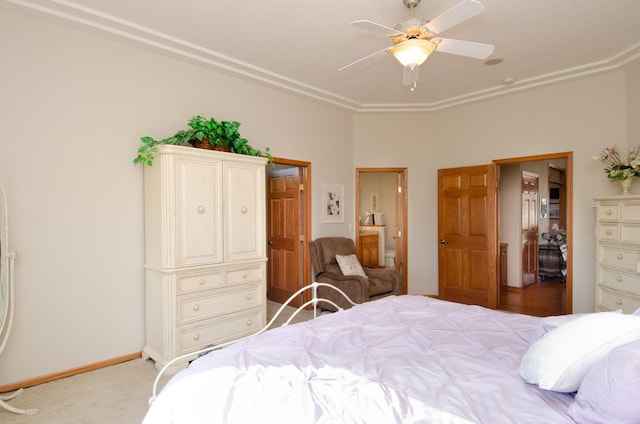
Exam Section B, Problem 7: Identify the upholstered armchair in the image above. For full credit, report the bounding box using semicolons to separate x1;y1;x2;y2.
308;237;402;311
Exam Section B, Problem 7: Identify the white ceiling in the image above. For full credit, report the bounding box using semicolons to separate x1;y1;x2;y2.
4;0;640;111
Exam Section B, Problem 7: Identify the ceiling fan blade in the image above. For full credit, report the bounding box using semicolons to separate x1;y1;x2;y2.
434;38;494;59
338;47;391;72
351;20;404;37
423;0;485;35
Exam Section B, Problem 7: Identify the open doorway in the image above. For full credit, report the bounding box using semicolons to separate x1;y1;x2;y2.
355;168;408;294
265;158;312;307
496;153;572;316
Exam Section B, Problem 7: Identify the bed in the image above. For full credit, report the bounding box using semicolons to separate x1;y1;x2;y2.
143;283;640;424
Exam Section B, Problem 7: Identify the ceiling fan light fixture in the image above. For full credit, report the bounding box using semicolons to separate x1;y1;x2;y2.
391;39;435;69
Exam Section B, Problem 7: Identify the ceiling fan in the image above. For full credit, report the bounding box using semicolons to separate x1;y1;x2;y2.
339;0;495;91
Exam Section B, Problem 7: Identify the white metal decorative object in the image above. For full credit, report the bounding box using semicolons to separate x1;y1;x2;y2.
0;182;37;415
149;282;357;404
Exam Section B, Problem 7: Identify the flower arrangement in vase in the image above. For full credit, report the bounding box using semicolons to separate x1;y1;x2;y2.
593;145;640;194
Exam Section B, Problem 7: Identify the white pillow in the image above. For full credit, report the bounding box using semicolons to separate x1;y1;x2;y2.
335;254;367;278
518;312;640;392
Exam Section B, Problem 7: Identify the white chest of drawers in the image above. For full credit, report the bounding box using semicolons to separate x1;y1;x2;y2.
595;195;640;313
142;145;268;371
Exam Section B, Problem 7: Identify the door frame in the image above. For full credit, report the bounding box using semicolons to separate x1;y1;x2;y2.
494;151;573;314
355;167;408;294
267;157;313;304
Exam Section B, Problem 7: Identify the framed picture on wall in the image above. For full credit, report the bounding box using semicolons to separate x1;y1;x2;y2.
370;192;378;212
322;184;344;223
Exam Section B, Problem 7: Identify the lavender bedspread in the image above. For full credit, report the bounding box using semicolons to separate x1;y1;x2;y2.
143;295;575;423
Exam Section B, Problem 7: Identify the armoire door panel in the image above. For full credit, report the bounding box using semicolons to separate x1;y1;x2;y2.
177;157;223;266
223;162;266;262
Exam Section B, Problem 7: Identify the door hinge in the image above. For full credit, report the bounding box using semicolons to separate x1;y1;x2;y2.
397;230;402;238
299;234;304;242
398;186;402;193
300;184;304;191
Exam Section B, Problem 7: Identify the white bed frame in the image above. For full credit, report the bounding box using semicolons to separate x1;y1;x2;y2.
149;281;357;404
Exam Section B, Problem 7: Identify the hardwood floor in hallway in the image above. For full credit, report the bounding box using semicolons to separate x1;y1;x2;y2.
499;280;567;317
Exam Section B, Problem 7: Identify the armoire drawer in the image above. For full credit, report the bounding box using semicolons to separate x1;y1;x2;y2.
620;201;640;223
227;264;264;286
178;308;265;353
177;269;225;294
620;223;640;245
599;268;640;294
597;287;640;314
599;245;640;271
597;223;619;243
178;284;263;324
597;203;619;222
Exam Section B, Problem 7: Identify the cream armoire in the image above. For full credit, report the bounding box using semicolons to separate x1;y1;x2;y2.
142;145;268;371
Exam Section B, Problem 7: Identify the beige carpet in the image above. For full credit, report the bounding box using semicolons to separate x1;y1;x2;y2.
0;301;315;423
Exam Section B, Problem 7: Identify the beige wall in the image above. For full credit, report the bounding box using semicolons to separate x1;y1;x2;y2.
354;71;629;310
499;164;523;288
0;6;637;386
0;9;353;385
628;62;640;142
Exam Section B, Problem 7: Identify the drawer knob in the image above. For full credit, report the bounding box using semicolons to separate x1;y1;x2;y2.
617;276;623;282
241;206;248;214
197;205;205;214
193;333;200;341
606;229;612;235
198;278;205;285
246;293;252;300
616;299;623;305
246;319;252;326
617;253;624;260
242;272;248;279
193;304;200;311
607;209;613;215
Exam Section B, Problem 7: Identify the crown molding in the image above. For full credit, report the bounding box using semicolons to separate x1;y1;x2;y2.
4;0;640;113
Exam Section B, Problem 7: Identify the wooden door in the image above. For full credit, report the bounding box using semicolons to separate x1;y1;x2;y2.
267;167;302;305
395;172;407;288
438;165;497;308
521;171;539;286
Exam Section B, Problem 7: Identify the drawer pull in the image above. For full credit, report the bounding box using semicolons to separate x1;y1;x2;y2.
241;206;248;214
193;304;200;311
616;299;623;305
198;278;205;285
606;229;612;235
197;205;205;214
617;276;623;282
246;319;252;326
193;333;200;341
617;253;624;260
246;293;252;300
